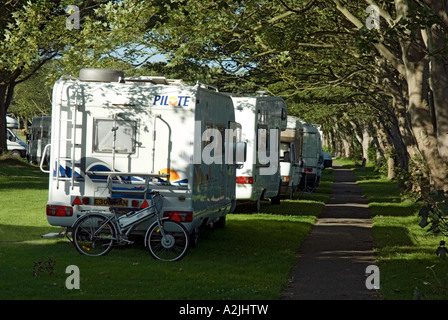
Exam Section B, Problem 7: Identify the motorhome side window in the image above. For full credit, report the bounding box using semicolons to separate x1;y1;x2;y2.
257;124;269;163
42;127;50;139
93;119;136;154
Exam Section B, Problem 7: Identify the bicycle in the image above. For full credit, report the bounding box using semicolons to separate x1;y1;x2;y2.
71;191;190;261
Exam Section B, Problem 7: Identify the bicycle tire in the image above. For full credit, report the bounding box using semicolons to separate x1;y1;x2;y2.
73;214;116;256
145;218;190;261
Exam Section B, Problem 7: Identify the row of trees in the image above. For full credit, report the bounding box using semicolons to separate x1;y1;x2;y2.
136;0;448;193
1;0;447;194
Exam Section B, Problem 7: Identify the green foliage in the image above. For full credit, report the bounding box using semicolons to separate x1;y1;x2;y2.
8;62;54;122
393;155;430;198
418;190;448;259
367;142;377;164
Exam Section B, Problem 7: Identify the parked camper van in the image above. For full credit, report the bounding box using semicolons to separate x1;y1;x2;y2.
322;150;333;168
231;92;287;210
43;68;245;243
279;116;303;199
299;122;324;191
7;128;27;158
27;116;51;165
6;115;27;158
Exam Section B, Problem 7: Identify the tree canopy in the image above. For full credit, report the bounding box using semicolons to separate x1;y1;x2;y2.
2;0;448;193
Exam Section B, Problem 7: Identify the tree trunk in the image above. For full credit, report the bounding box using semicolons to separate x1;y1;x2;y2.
388;157;395;180
0;84;7;154
425;23;448;161
361;126;372;162
0;75;18;154
400;27;448;190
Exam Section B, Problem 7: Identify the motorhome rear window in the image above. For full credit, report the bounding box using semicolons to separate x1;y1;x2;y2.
280;142;289;161
93;119;136;154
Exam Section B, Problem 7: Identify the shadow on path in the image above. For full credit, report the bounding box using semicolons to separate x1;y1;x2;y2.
281;165;377;300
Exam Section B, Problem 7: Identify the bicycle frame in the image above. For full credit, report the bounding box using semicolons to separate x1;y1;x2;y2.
72;190;190;260
86;196;166;243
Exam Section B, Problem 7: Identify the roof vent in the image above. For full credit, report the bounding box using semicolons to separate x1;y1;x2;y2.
79;68;125;83
125;76;169;85
256;90;269;97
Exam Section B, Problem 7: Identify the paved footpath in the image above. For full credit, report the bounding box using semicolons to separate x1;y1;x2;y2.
281;165;377;300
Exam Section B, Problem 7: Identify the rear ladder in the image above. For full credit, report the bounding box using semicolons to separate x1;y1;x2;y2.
56;83;82;190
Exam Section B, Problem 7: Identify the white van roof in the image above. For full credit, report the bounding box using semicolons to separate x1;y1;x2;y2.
6;115;18;129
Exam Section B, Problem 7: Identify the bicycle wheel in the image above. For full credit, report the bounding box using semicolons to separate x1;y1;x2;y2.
145;218;190;261
73;214;116;256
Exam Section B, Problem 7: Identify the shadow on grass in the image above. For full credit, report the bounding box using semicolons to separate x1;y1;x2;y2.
0;216;316;300
233;199;324;218
369;201;423;217
0;224;61;243
373;226;414;247
0;158;48;190
356;179;402;202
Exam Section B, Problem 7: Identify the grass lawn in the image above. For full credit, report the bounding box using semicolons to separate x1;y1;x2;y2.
0;156;333;300
336;158;448;300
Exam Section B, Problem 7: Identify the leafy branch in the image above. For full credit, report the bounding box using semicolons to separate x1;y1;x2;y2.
418;190;448;259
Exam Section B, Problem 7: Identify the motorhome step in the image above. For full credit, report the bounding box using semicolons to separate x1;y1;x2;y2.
42;228;67;239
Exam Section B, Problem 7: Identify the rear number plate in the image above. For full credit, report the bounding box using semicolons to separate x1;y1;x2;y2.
94;198;128;207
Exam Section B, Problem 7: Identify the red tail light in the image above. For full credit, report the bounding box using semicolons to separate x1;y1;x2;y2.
236;176;254;184
305;168;313;173
132;200;140;208
46;205;73;217
163;211;193;222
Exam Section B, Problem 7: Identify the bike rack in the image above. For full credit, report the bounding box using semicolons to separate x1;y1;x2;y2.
85;171;170;198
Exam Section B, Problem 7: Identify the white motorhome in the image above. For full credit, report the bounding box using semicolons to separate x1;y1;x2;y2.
299;122;324;191
43;68;245;242
279;116;303;199
27;116;51;165
231;92;287;210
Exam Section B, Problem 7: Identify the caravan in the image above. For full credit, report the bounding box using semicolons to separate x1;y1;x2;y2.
231;92;287;210
299;122;324;191
27;116;51;165
43;68;245;243
279;116;303;199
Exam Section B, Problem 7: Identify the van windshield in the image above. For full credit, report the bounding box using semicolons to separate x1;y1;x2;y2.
7;129;20;142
